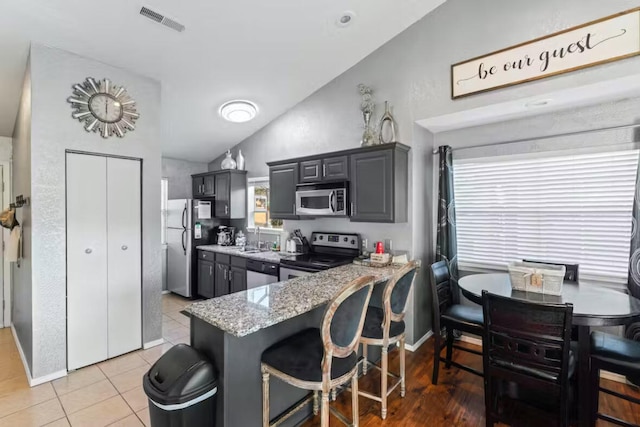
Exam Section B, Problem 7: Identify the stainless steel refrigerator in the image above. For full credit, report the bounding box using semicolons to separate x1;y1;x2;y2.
167;199;218;297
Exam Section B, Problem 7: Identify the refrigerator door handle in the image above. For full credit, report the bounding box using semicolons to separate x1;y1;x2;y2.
181;205;187;229
181;229;187;255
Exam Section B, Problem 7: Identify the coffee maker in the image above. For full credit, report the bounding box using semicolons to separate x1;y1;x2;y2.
215;226;236;246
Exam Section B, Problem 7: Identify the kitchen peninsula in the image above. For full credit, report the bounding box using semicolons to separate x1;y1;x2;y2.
186;263;405;427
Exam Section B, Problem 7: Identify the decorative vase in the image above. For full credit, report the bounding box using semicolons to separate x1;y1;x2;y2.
221;150;237;170
378;101;397;144
361;111;377;147
236;149;245;170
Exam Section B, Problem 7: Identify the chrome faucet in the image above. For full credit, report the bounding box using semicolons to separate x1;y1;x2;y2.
255;226;262;249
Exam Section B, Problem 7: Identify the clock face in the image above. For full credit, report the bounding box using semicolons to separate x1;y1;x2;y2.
68;77;139;138
89;94;123;123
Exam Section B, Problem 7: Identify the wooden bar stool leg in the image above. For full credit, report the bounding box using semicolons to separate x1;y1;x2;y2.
400;336;406;398
331;388;337;401
321;390;330;427
362;343;368;375
313;390;319;416
262;371;270;427
445;328;454;369
432;332;441;384
352;374;359;427
381;345;389;419
590;360;600;426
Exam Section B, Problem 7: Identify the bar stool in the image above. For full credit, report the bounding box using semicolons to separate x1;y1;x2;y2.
590;331;640;427
261;275;375;427
358;261;418;419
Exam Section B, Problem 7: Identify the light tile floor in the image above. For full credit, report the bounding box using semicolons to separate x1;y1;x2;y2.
0;293;194;426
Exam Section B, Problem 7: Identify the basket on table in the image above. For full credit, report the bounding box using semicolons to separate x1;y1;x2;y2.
507;261;566;296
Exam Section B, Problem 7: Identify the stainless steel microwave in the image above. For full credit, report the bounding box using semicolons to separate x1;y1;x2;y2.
295;185;347;216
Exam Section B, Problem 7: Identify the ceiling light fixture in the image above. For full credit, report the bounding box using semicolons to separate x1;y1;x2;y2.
336;11;356;27
219;100;258;123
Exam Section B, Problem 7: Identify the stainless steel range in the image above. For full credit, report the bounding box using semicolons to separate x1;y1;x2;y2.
279;232;361;280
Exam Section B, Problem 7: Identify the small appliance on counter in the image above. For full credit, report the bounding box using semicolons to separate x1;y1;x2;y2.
215;226;236;246
235;231;247;247
279;231;360;280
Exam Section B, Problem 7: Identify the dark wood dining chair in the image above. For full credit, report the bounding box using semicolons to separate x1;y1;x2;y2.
261;275;375;427
358;261;418;419
522;259;579;282
429;260;483;385
590;331;640;427
482;290;575;427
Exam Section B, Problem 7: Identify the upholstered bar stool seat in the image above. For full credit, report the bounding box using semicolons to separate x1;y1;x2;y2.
261;276;375;427
262;328;358;382
590;331;640;427
442;305;484;329
358;262;419;420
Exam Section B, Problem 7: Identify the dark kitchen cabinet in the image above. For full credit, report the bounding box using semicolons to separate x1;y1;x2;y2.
203;174;216;197
193;176;205;198
269;163;299;219
350;145;408;223
323;155;349;181
299;159;322;183
215;172;230;217
197;259;215;299
229;266;247;294
214;262;230;297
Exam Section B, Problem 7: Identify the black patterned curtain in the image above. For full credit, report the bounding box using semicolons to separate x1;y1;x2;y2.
435;145;458;282
627;157;640;386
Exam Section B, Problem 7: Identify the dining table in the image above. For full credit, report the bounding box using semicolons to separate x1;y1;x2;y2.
458;273;640;427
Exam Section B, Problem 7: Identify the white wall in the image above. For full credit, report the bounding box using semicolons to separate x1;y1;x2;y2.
25;44;162;380
11;59;33;375
162;157;208;199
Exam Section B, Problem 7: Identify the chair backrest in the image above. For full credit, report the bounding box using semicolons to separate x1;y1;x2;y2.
482;290;574;424
429;261;457;324
383;261;418;321
522;259;579;282
321;275;375;363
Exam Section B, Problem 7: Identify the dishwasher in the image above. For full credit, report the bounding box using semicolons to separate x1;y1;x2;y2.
246;259;280;289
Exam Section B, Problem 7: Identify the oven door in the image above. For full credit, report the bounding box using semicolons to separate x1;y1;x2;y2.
296;189;339;216
279;265;319;281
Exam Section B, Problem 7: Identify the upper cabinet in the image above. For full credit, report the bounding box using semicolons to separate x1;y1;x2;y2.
269;163;299;219
192;170;247;219
267;143;409;223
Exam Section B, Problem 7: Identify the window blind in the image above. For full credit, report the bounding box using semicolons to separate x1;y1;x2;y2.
453;149;639;285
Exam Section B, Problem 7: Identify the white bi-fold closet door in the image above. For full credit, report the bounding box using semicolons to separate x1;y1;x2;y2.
66;152;142;371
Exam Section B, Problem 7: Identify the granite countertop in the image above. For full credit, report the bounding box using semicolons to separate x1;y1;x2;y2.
196;244;288;264
186;263;404;337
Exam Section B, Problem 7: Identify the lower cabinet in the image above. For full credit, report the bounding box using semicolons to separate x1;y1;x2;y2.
197;259;215;299
197;251;248;298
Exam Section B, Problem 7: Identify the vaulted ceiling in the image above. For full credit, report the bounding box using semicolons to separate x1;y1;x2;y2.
0;0;445;161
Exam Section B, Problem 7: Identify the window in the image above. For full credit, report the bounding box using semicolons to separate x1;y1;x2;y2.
161;178;168;244
247;177;283;231
453;149;639;286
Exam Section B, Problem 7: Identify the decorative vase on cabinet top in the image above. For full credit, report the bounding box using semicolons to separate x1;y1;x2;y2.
221;150;237;170
236;149;245;170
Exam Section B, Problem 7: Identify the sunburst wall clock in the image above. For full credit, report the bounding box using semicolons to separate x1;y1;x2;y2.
67;77;140;138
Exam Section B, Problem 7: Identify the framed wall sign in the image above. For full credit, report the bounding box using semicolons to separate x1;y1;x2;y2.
451;8;640;99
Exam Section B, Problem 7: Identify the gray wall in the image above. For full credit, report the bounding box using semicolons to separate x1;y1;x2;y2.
25;44;162;379
207;0;640;345
11;58;32;374
162;157;208;199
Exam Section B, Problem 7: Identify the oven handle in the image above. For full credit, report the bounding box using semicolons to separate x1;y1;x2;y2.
280;264;322;273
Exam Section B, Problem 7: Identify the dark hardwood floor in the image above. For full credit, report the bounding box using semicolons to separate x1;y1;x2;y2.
301;338;640;426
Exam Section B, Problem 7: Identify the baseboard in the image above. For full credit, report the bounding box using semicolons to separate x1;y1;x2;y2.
458;334;629;385
143;338;165;349
406;330;433;352
161;290;171;295
11;325;67;387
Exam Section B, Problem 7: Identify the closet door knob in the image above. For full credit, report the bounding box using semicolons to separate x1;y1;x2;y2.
85;248;92;254
121;245;128;251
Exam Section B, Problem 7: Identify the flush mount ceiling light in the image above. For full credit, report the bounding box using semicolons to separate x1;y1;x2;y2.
336;11;356;27
219;100;258;123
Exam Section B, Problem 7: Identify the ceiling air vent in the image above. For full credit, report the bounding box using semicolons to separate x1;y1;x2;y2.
140;6;185;32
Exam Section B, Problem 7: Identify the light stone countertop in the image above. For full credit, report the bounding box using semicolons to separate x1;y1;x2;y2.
196;244;290;264
186;263;404;337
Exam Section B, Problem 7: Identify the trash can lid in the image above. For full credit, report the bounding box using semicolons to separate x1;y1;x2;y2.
143;344;217;406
